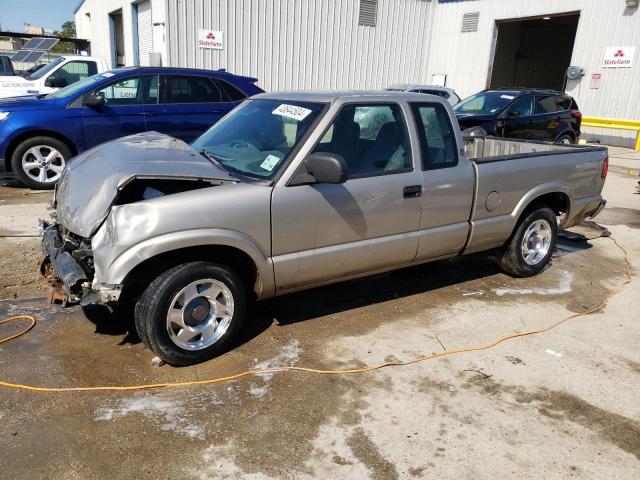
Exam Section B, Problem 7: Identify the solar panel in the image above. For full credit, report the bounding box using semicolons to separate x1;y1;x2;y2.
11;50;31;62
37;38;59;50
23;50;47;63
22;38;45;49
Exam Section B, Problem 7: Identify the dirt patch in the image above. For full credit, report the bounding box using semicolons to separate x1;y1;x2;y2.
463;375;640;460
0;238;42;300
0;182;51;206
346;427;399;480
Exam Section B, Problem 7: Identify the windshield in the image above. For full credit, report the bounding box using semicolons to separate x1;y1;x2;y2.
453;91;518;115
27;56;65;80
191;99;325;180
47;72;113;99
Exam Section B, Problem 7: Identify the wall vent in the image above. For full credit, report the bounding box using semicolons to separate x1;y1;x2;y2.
461;12;480;33
359;0;378;27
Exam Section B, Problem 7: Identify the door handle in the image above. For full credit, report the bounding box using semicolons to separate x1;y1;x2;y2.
403;185;422;198
138;111;155;117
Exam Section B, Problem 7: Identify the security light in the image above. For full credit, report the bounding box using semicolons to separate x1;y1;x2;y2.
626;0;639;8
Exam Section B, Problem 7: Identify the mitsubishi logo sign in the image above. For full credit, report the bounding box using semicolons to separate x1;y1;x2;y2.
603;46;635;67
198;29;224;49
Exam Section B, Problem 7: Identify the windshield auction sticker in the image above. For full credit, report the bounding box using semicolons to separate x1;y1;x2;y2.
260;154;281;172
272;104;312;121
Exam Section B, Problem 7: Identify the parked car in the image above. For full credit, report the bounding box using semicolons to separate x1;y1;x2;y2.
0;56;16;76
0;67;263;189
0;55;109;99
453;89;582;144
386;84;461;105
40;91;608;365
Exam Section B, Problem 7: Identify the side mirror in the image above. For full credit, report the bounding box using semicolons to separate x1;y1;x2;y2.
45;76;67;88
306;152;348;184
506;110;521;118
83;93;106;108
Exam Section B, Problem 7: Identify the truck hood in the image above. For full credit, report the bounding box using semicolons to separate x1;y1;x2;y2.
55;131;237;237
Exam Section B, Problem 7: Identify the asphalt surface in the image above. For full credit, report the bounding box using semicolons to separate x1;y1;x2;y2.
0;169;638;479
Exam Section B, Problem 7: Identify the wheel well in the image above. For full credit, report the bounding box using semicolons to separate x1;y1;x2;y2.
119;245;260;304
4;130;78;172
521;192;570;223
557;130;575;141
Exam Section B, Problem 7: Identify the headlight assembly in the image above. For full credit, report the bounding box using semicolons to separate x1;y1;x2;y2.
0;112;10;121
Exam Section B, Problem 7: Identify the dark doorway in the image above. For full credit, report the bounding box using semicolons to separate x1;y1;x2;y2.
108;9;125;68
489;13;580;91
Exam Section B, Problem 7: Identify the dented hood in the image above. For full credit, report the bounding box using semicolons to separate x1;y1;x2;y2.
56;132;236;237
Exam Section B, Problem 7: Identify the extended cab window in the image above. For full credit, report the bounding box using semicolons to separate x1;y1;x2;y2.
55;61;98;86
411;103;457;170
313;104;412;178
162;75;222;103
95;75;159;106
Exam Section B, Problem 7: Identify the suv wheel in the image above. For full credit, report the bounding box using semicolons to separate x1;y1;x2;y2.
134;261;247;366
556;134;575;145
499;206;557;277
11;136;71;190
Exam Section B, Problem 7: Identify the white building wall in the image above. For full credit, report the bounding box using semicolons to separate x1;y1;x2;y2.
75;0;167;68
165;0;437;91
427;0;640;146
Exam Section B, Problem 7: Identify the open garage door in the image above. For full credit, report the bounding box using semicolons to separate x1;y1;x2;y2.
489;13;579;91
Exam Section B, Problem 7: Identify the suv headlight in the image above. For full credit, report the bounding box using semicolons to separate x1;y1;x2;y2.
0;112;10;121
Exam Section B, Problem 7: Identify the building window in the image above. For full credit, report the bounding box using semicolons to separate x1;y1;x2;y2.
358;0;378;27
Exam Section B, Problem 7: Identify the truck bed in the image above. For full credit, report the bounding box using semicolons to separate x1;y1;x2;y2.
464;136;601;161
462;136;608;254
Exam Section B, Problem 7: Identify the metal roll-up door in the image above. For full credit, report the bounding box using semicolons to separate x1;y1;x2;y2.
136;0;152;66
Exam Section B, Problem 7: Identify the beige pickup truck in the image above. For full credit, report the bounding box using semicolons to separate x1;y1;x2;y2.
41;91;608;365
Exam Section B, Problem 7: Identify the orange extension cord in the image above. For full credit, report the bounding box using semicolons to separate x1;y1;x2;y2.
0;237;632;394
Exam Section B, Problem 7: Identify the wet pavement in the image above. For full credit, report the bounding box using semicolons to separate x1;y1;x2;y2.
0;171;639;479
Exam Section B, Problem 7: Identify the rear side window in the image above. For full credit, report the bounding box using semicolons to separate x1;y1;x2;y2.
411;103;458;170
535;95;560;114
215;79;247;102
161;75;222;103
557;95;572;111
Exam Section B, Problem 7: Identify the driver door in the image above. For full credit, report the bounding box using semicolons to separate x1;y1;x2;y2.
270;103;423;293
81;75;158;148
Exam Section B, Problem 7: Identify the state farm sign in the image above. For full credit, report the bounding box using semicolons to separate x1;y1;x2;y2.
198;29;224;50
603;46;635;68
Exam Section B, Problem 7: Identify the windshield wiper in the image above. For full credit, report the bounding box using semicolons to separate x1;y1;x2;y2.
199;149;225;168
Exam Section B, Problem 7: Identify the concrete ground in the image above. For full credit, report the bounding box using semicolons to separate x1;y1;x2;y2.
0;157;639;479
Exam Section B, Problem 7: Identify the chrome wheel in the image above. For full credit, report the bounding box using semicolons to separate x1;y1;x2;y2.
521;219;553;265
558;137;572;145
166;278;234;351
21;145;66;184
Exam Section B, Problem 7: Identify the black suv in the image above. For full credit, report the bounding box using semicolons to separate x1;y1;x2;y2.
453;89;582;144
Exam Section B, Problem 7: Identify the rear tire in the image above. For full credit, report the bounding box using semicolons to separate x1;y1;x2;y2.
556;134;575;145
499;206;557;278
11;136;71;190
134;261;246;366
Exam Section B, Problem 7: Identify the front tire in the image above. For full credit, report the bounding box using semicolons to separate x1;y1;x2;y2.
499;206;557;277
11;136;71;190
135;261;247;366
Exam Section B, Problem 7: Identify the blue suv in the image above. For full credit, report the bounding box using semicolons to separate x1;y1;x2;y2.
0;67;263;189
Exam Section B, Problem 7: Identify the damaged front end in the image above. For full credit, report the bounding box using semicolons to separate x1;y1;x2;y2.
39;221;95;305
37;132;238;306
